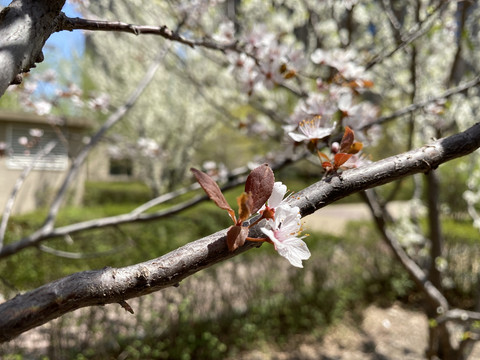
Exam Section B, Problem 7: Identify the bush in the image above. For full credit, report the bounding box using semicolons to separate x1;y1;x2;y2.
83;181;152;206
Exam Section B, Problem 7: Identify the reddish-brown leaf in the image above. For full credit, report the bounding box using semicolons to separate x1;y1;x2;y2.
191;168;236;223
226;225;249;252
322;161;333;171
244;164;274;214
348;141;363;154
317;151;330;162
237;192;253;224
334;153;353;167
339;126;355;153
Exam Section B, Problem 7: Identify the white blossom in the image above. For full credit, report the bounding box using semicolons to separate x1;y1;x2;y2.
261;205;311;268
288;116;335;142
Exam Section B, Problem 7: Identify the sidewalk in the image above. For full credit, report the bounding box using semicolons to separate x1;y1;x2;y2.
302;201;409;235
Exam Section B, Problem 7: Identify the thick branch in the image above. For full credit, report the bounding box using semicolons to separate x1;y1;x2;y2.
1;123;480;341
290;122;480;217
0;0;66;96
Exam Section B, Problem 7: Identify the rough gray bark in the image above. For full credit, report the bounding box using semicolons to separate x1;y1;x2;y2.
1;122;480;343
0;0;66;96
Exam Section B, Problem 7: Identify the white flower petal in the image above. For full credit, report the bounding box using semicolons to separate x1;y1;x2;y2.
276;238;311;268
288;132;309;142
268;182;287;208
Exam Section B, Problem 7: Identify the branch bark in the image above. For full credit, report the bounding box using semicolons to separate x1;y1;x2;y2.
1;122;480;342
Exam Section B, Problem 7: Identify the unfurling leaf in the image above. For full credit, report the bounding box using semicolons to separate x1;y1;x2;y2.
190;168;236;223
227;225;249;252
339;126;363;154
237;192;253;223
339;126;355;153
349;141;363;154
334;153;353;167
244;164;275;214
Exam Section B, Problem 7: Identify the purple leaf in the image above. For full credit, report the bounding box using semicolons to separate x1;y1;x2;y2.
244;164;275;214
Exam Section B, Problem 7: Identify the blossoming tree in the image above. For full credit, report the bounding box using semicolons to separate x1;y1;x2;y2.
1;0;480;359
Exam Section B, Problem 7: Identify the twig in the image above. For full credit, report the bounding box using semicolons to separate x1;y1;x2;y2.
366;1;448;70
361;75;480;130
437;308;480;325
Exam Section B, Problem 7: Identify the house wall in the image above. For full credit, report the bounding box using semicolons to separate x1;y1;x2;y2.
0;158;87;214
0;112;90;215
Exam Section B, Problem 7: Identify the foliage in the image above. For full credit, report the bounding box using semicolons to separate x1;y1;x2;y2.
83;181;152;206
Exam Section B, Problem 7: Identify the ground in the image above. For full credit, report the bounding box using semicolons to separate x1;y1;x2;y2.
234;303;432;360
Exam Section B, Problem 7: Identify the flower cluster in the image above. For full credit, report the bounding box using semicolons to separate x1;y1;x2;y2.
17;128;45;156
224;24;304;95
191;166;311;268
8;70;110;116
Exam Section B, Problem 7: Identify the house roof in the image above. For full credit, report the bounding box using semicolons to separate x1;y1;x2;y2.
0;111;93;129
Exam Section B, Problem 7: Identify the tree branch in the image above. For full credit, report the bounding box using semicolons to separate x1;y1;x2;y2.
36;47;168;235
360;189;448;310
55;13;237;52
290;122;480;218
1;122;480;342
360;75;480;130
365;0;448;70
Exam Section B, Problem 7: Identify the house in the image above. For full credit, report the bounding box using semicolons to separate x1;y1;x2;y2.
0;111;92;214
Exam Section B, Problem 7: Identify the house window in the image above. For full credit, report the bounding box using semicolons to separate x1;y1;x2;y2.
6;124;68;171
109;157;133;176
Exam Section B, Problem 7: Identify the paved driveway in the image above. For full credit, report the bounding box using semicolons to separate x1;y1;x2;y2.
303;201;409;235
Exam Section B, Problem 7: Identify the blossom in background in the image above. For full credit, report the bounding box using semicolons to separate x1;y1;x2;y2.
31;100;52;116
261;204;311;268
137;137;162;158
18;136;28;146
213;21;235;44
288;116;335;143
0;141;6;157
29;128;44;138
311;48;365;80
